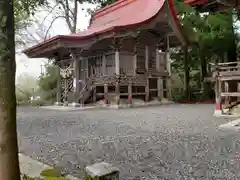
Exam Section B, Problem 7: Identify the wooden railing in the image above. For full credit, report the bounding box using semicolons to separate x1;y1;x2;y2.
204;62;240;82
215;62;240;80
89;74;148;85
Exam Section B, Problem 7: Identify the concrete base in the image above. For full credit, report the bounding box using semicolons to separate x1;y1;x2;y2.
214;108;230;117
108;104;121;109
85;162;119;180
214;109;223;116
54;102;61;106
40;106;96;111
70;102;82;108
40;99;175;112
63;101;68;107
127;104;133;108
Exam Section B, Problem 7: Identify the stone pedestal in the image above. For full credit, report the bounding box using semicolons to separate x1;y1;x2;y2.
70;102;81;108
63;101;68;107
54;102;61;106
85;162;119;180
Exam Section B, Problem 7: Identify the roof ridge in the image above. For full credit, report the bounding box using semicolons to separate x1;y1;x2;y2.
93;0;136;20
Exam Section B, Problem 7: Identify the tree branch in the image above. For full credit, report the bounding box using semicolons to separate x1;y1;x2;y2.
65;0;75;18
44;15;67;40
41;2;60;26
59;0;75;33
73;0;78;33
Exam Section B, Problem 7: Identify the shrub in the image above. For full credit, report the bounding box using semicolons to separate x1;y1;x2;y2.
172;88;186;102
40;168;62;177
22;167;69;180
22;176;69;180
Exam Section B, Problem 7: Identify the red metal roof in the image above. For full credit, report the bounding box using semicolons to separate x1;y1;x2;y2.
24;0;186;57
69;0;165;37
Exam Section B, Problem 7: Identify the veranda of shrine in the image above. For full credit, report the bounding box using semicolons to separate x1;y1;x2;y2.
24;0;187;107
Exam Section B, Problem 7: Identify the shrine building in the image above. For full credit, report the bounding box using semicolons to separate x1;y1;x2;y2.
23;0;187;107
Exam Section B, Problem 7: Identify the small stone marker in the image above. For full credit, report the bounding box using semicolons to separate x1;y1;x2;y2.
85;162;119;180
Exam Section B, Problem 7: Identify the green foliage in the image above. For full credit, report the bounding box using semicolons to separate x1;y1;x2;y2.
169;1;238;101
14;0;46;30
22;167;69;180
97;0;116;7
84;175;99;180
39;64;58;91
38;63;59;101
22;175;69;180
16;95;30;106
15;73;38;105
40;168;62;177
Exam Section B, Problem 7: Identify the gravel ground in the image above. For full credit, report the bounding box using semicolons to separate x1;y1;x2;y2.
17;104;240;180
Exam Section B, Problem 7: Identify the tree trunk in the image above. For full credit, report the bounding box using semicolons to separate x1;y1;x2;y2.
227;18;237;62
200;54;212;99
183;46;190;100
0;1;21;180
72;0;78;33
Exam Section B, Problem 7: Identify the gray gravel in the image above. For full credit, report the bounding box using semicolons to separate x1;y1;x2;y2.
17;104;240;179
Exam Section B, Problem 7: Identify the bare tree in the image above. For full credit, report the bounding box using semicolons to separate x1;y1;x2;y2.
40;0;78;36
42;0;100;36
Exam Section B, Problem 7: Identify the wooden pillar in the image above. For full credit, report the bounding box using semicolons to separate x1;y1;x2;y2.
56;65;61;105
80;58;85;86
214;73;222;115
166;51;172;100
115;50;120;75
156;45;163;100
63;78;68;106
133;40;137;76
86;58;89;78
102;54;107;76
104;83;109;105
145;45;149;102
156;46;160;71
145;46;149;72
167;77;172;101
71;51;82;107
115;42;120;106
157;79;163;100
74;58;80;95
128;82;132;105
115;80;120;105
224;81;229;105
183;46;190;100
92;85;96;103
166;34;172;101
218;80;222;108
238;82;240;101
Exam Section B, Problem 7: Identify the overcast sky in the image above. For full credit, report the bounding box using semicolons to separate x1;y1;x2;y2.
16;2;97;79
